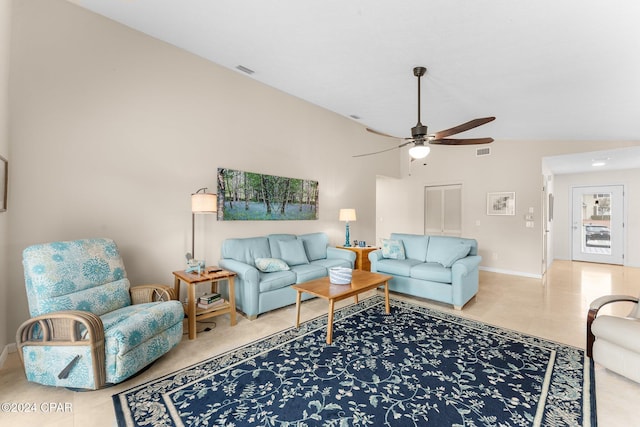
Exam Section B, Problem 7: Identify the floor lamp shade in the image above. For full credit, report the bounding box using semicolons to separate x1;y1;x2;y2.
192;193;217;213
191;191;217;259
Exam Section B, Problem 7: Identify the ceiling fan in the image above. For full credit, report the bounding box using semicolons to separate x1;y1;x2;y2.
355;66;495;159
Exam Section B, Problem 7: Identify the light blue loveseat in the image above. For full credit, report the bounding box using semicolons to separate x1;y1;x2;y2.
369;233;481;309
219;232;356;319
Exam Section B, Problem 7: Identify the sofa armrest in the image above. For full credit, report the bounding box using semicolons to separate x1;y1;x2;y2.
586;294;639;357
367;249;384;272
327;247;356;268
130;284;175;303
219;259;259;283
16;310;106;389
219;259;262;318
451;255;482;277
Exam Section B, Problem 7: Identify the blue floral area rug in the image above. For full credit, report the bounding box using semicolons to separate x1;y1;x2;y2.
113;296;596;426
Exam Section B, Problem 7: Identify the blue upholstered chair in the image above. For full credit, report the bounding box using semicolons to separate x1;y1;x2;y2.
17;238;184;390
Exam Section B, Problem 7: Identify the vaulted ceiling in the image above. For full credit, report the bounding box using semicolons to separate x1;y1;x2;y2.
69;0;640;170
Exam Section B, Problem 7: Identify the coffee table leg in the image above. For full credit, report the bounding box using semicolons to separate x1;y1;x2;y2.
384;281;390;314
327;299;335;344
295;290;302;328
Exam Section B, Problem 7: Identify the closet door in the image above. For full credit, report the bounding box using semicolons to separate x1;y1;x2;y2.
424;184;462;236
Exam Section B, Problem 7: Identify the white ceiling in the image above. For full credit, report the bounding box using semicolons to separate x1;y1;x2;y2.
69;0;640;171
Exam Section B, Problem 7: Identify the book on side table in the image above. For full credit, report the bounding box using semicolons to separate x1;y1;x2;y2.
197;293;225;309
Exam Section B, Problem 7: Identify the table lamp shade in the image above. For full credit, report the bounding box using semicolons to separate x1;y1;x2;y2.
339;208;356;247
192;193;217;213
339;208;357;222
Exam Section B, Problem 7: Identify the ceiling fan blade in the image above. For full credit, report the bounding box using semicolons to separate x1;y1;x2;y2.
366;128;414;140
352;146;400;158
366;128;400;138
353;140;415;158
433;117;496;139
430;137;494;145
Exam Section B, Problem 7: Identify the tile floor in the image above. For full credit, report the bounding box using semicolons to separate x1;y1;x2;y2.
1;260;639;426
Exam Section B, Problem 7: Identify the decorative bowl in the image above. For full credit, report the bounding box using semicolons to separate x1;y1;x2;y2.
329;267;352;285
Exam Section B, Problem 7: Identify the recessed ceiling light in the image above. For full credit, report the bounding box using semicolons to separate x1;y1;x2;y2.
591;157;610;167
349;114;361;120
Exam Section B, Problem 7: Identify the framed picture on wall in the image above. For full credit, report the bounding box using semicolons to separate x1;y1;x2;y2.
487;191;515;216
0;155;7;212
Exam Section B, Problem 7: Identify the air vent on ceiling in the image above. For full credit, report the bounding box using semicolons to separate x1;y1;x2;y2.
476;147;491;157
236;65;255;75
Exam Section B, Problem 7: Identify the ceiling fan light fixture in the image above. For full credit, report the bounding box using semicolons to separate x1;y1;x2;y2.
409;144;430;159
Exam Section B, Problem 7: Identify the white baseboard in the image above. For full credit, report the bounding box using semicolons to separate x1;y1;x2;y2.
0;343;16;369
479;266;543;280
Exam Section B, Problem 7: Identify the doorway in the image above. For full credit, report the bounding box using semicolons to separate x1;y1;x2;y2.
571;185;624;264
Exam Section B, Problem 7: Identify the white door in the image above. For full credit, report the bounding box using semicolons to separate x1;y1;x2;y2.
571;185;624;265
424;184;462;236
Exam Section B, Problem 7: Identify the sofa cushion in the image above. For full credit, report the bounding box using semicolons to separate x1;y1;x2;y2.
375;258;423;277
278;239;310;266
258;270;297;292
291;264;327;283
33;278;132;318
102;301;184;355
267;234;297;259
221;237;272;266
255;258;290;273
410;262;453;284
381;239;406;259
310;258;352;269
436;244;471;267
298;232;329;261
426;236;472;266
390;233;429;261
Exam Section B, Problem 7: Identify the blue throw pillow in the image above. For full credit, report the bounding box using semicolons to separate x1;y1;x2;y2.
255;258;290;273
436;244;472;268
381;239;406;260
278;240;309;266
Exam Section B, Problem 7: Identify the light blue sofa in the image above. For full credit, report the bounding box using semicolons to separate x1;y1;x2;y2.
369;233;481;309
219;232;356;319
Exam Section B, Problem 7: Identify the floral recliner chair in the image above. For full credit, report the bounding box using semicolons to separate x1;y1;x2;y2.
17;238;184;390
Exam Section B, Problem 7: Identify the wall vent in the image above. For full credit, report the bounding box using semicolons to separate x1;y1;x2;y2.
236;65;255;75
476;147;491;157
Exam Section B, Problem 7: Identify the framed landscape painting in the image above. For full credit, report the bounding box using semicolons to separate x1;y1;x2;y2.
217;168;318;220
0;155;6;212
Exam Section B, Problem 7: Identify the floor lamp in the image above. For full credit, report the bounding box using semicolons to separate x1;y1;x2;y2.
191;188;217;259
339;208;357;247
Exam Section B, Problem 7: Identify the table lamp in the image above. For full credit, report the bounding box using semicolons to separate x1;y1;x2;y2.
339;208;357;247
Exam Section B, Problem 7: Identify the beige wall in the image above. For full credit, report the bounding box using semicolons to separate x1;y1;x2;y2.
0;0;11;359
5;0;399;345
376;141;640;277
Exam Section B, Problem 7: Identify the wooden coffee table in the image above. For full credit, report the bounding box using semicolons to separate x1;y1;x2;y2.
292;270;393;344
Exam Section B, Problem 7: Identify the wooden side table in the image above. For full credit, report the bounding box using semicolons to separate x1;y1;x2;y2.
173;267;237;340
337;246;378;271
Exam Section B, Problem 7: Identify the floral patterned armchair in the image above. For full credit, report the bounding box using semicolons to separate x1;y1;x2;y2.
17;238;184;390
